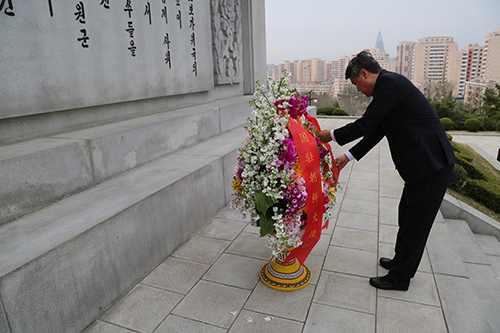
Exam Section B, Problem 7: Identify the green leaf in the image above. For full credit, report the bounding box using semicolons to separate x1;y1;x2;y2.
254;190;277;237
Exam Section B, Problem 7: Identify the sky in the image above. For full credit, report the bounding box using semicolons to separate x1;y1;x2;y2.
265;0;500;64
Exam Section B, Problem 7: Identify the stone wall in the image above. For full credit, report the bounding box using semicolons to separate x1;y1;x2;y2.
0;0;267;144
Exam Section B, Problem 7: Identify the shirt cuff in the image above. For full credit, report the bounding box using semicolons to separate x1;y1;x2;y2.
345;151;355;161
330;129;337;142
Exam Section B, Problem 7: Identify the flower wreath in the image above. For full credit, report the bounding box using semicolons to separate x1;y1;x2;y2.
231;73;339;261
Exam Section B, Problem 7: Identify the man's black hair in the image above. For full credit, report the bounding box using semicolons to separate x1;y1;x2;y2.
345;51;382;79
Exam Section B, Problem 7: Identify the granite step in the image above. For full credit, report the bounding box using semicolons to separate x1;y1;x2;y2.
0;96;252;226
0;125;247;333
427;217;494;333
445;219;500;332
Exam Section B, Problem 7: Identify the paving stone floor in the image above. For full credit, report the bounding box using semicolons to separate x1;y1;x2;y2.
81;119;500;333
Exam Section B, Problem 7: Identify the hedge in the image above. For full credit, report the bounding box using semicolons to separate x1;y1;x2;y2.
440;117;454;131
464;179;500;213
455;154;486;181
450;164;467;191
464;118;481;132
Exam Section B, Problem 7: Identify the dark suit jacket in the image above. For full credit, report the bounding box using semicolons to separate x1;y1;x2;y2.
335;70;456;185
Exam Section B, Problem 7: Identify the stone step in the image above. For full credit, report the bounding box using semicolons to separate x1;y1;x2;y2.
0;96;252;226
0;126;246;333
475;234;500;278
445;219;500;332
427;218;494;332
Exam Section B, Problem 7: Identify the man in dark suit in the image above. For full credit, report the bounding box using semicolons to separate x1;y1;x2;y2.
319;51;455;291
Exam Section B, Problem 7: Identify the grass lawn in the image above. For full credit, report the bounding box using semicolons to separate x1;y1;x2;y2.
447;141;500;223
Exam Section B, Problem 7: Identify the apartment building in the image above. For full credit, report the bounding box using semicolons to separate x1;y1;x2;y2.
412;36;458;83
481;28;500;81
447;44;484;98
396;41;416;80
268;60;299;83
297;58;328;84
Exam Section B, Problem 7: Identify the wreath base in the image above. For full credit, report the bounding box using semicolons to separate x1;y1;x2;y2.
259;257;311;291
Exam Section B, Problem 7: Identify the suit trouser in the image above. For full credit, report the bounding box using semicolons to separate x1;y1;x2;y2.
388;164;454;287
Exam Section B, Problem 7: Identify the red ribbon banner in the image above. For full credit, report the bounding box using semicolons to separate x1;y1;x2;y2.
284;118;325;265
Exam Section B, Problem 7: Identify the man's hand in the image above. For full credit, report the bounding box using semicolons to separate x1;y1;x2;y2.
319;129;332;143
335;154;350;171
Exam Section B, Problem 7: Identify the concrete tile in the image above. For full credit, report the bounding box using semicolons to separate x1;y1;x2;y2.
337;211;378;232
475;234;500;256
418;248;432;273
203;253;266;290
154;315;226;333
313;271;376;314
243;223;260;235
341;198;378;216
244;281;315;322
100;284;183;333
303;303;375;333
172;235;231;265
379;208;398;226
309;233;331;256
331;226;377;252
464;262;500;332
226;232;273;261
228;309;303;333
376;244;431;274
378;271;440;306
347;178;379;191
197;218;247;241
380;158;396;169
344;188;379;202
379;185;403;199
379;168;401;179
172;280;251;329
324;246;377;278
380;177;404;188
81;320;135;333
376;297;447;333
427;223;467;277
434;274;494;333
352;162;377;172
141;257;210;294
349;170;379;181
486;254;500;277
379;224;398;244
303;254;325;285
215;205;250;222
379;197;400;210
446;219;490;264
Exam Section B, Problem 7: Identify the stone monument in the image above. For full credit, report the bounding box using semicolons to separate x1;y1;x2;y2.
0;1;266;332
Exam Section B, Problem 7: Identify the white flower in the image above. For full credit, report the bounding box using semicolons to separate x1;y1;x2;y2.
247;317;252;323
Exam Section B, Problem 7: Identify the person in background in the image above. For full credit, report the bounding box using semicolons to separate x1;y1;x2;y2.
319;51;455;291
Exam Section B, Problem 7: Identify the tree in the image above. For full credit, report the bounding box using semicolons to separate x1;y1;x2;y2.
338;85;371;116
419;80;455;101
482;84;500;119
431;99;457;119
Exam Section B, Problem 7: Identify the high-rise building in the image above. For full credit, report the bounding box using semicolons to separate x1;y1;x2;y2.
365;48;392;71
396;41;416;80
481;28;500;80
268;60;299;83
412;36;458;83
298;58;328;84
375;30;386;53
446;44;484;98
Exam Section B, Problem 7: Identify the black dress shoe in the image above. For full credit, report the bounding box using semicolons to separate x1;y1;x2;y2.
369;275;408;291
379;257;396;270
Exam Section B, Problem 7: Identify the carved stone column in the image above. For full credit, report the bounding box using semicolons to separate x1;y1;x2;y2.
210;0;243;85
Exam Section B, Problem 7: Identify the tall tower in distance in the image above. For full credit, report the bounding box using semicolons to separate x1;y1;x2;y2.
375;30;386;53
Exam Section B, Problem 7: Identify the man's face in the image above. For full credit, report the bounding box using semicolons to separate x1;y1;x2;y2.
349;69;376;97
